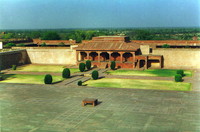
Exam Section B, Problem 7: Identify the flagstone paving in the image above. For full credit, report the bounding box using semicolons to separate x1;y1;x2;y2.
1;69;200;131
1;82;200;132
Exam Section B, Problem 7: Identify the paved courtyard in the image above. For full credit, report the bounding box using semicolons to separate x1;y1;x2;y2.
1;81;200;132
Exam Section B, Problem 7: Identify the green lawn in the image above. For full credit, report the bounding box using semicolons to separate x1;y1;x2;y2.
106;69;192;77
0;74;64;84
16;64;79;73
84;78;191;91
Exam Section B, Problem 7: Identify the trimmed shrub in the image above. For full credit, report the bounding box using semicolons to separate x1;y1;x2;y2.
92;70;99;80
79;63;86;72
86;60;91;70
62;68;70;78
161;44;170;48
77;80;82;86
175;74;182;82
110;61;116;70
177;70;184;77
44;74;53;84
12;65;17;70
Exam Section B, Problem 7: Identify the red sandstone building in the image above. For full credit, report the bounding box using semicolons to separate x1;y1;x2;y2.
75;36;163;69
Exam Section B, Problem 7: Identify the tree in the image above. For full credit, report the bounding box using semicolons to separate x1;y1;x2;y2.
110;61;116;70
30;31;41;39
127;30;153;40
17;43;25;47
44;74;53;84
62;68;70;78
41;31;60;40
92;70;99;80
79;63;86;72
4;43;16;48
86;60;91;70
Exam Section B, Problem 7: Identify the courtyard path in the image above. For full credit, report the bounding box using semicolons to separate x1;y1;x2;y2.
184;69;200;91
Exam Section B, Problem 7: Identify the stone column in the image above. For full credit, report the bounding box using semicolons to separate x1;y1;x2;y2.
86;51;90;60
119;52;123;63
146;57;148;69
76;51;80;61
132;52;135;69
138;59;140;69
159;58;162;69
108;52;112;62
97;52;101;62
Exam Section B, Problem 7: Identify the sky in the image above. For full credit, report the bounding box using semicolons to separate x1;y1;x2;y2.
0;0;200;29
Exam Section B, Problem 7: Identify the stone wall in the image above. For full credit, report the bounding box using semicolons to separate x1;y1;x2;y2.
0;50;30;70
152;49;200;69
26;48;76;65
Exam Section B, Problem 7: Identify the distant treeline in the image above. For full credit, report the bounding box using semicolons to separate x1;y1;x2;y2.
0;27;199;42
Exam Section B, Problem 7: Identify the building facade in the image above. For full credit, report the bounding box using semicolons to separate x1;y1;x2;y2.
75;36;163;69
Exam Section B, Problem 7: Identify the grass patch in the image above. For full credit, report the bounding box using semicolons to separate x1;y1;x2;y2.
106;69;193;77
84;78;191;91
0;74;63;84
16;64;79;73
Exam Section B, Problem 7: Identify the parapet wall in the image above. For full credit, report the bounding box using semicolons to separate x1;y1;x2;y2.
153;49;200;69
26;48;76;65
0;50;30;70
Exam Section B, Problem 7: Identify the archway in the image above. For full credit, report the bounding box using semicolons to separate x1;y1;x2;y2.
111;52;120;61
89;52;98;61
100;52;109;61
123;52;133;62
80;52;87;61
139;60;145;68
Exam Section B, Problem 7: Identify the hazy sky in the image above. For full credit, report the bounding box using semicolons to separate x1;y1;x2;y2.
0;0;199;29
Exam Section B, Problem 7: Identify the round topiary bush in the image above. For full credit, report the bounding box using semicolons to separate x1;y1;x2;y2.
175;74;182;82
86;60;91;70
77;80;82;86
92;70;99;80
12;65;17;70
62;68;70;78
44;74;53;84
79;63;86;72
177;70;184;77
110;61;116;70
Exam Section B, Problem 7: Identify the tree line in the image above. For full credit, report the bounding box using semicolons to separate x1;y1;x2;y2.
0;27;199;42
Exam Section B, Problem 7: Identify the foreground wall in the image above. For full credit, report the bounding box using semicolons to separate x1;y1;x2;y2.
0;50;30;70
153;49;200;69
26;48;76;65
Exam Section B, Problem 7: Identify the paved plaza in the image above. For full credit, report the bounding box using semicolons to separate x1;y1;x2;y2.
1;80;200;132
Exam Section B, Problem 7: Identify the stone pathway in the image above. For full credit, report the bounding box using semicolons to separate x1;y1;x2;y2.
184;69;200;91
